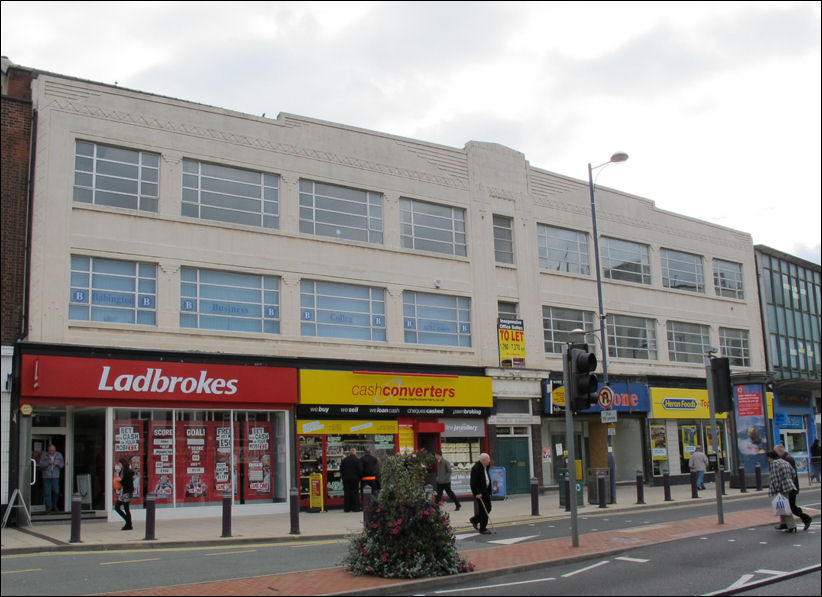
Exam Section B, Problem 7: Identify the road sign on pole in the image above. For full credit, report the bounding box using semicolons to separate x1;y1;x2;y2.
598;385;614;410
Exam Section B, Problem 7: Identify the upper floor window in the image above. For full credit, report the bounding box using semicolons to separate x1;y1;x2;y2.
607;314;657;360
601;237;651;285
400;198;466;256
299;180;382;244
493;215;514;264
667;321;710;363
537;225;589;275
180;267;279;333
182;160;279;229
69;256;156;325
661;248;704;293
300;280;386;341
498;301;519;319
713;259;744;299
543;306;595;354
404;291;471;347
73;141;159;212
720;327;751;367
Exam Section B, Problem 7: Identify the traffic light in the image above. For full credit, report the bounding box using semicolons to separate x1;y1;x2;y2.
568;343;599;412
710;357;733;413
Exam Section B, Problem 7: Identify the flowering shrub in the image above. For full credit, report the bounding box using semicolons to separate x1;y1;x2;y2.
342;451;474;578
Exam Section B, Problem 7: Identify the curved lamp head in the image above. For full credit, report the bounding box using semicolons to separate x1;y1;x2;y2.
609;151;629;163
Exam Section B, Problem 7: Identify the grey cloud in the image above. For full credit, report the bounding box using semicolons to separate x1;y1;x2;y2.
791;242;822;265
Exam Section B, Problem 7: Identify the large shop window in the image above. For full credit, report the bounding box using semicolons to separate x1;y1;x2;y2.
114;409;287;508
650;420;728;477
440;438;482;496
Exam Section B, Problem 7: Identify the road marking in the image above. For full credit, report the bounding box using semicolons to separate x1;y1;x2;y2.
433;576;556;593
488;535;538;545
1;568;42;575
754;569;786;575
561;560;609;577
100;558;161;566
726;574;755;590
204;549;257;556
454;533;479;541
615;556;649;563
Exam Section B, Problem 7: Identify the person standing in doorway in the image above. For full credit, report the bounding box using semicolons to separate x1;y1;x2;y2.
434;450;461;510
774;444;812;531
469;453;492;535
114;458;134;530
689;445;709;490
340;447;363;512
38;444;64;513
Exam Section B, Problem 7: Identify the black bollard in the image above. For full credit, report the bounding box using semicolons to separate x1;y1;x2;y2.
598;473;607;509
289;487;300;535
690;470;699;498
720;466;726;495
738;465;747;493
755;462;762;491
663;470;672;501
635;470;645;504
362;485;372;527
565;473;571;512
530;477;539;516
144;493;156;541
70;492;82;543
221;492;232;538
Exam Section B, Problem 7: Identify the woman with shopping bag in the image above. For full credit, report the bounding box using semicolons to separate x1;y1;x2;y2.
767;450;797;533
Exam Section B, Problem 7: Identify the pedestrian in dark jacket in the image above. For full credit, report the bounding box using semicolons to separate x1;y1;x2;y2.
775;444;812;530
114;458;135;530
360;448;380;497
469;453;492;534
340;448;363;512
434;450;461;510
768;450;798;532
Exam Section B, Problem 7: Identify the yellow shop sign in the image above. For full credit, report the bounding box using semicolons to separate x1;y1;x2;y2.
297;419;399;435
650;388;728;420
300;370;492;408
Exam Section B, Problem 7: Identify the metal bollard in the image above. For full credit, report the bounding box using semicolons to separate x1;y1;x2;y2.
663;470;672;501
738;465;747;493
221;492;232;538
690;470;699;498
754;462;762;491
598;473;607;509
564;473;571;512
530;477;539;516
362;485;372;527
720;466;726;495
70;492;82;543
289;487;300;535
635;470;645;504
144;493;156;541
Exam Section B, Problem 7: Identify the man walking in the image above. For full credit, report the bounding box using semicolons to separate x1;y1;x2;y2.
469;453;492;535
360;447;380;498
434;450;461;510
689;445;709;490
39;444;64;512
340;447;363;512
775;444;812;531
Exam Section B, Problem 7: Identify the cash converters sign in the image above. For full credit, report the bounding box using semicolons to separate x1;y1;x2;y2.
650;388;728;420
299;370;492;408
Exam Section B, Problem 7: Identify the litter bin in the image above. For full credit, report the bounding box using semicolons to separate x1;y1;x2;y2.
557;469;584;507
587;468;610;504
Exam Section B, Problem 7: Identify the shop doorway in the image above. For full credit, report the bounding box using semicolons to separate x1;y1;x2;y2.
498;437;530;494
31;434;66;514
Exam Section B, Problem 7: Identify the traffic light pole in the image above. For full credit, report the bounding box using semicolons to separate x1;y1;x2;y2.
705;352;725;525
562;343;580;547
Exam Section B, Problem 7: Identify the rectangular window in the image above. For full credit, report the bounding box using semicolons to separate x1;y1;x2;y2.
400;198;466;256
543;306;595;354
661;248;704;293
493;215;514;264
180;268;280;334
182;160;279;229
667;321;710;363
537;224;590;275
498;301;519;319
713;259;744;299
69;256;156;325
73;141;160;212
404;291;471;347
300;280;386;341
299;180;382;244
601;237;651;284
720;327;751;367
607;314;657;360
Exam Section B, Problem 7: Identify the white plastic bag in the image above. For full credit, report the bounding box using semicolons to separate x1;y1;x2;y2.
771;493;791;517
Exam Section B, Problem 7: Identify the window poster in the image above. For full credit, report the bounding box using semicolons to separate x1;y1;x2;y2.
680;425;698;455
177;421;211;504
113;419;144;506
244;421;273;501
651;424;668;461
148;421;175;503
213;421;239;497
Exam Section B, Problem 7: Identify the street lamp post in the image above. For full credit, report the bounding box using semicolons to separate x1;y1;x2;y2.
588;151;628;504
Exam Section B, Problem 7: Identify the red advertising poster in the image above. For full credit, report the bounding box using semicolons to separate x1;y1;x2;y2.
176;421;211;504
212;421;239;497
736;388;764;417
148;421;175;503
244;421;273;502
113;419;144;506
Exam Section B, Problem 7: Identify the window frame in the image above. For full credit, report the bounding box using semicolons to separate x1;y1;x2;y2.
400;197;467;257
542;306;596;354
713;259;745;299
493;214;514;264
403;291;472;347
299;180;383;244
719;327;751;367
69;255;157;325
607;314;657;360
300;280;386;342
537;224;590;275
666;320;711;363
601;237;651;285
661;248;705;293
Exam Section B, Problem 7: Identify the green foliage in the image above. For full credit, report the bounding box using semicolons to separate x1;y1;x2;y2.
342;451;474;578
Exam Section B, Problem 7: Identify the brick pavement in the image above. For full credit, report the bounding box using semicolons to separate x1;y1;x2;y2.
98;507;787;596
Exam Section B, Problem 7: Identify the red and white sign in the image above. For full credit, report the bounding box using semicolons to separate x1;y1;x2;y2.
113;419;144;506
598;386;614;410
735;387;764;417
21;355;297;406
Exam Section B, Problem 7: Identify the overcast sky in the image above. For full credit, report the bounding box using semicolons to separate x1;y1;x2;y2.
2;1;820;264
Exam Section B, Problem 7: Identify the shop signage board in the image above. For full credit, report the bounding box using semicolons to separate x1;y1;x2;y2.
296;404;490;418
440;418;486;437
650;388;728;419
497;318;525;368
297;419;399;435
